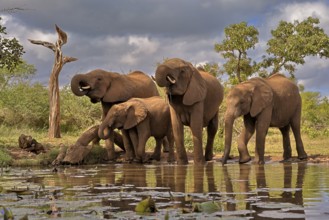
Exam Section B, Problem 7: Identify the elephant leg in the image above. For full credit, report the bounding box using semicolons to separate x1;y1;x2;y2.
170;107;188;164
129;128;138;157
113;131;124;151
205;112;218;161
279;125;292;160
135;123;150;163
162;137;169;153
151;138;162;161
166;129;175;163
290;109;308;160
254;110;271;164
105;129;116;161
238;115;255;163
122;130;135;162
190;104;205;165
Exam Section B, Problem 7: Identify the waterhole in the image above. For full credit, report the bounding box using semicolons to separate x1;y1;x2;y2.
1;162;328;219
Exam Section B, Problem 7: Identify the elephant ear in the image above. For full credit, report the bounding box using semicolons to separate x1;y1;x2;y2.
103;75;133;103
124;99;148;129
183;65;207;106
250;80;273;117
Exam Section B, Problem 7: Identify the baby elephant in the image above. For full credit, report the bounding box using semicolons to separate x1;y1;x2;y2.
98;96;175;163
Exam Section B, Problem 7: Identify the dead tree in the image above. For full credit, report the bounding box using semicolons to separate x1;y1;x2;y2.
29;25;77;138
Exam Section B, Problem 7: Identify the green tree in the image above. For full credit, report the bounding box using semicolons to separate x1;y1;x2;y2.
197;62;221;78
0;17;25;71
0;82;49;128
214;21;259;84
300;90;329;137
262;17;329;77
0;60;36;91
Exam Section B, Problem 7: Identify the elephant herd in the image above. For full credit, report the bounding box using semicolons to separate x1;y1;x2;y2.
70;58;308;165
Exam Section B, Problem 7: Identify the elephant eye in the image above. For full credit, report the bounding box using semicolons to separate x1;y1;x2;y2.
97;77;102;81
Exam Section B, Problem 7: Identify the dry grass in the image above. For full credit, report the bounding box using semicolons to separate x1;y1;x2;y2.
226;128;329;160
0;125;328;166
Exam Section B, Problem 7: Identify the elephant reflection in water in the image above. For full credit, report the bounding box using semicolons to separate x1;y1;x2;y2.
221;163;307;217
153;164;217;208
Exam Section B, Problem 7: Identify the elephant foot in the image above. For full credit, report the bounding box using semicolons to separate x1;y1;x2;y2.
167;158;176;163
205;153;213;161
252;159;265;165
258;160;265;165
176;153;188;165
105;149;118;161
150;153;161;161
132;158;143;164
177;159;188;165
280;158;292;163
194;158;206;165
298;153;308;161
239;156;251;164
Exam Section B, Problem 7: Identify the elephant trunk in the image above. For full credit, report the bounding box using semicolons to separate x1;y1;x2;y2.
222;114;235;165
155;65;171;87
71;74;89;96
98;120;111;140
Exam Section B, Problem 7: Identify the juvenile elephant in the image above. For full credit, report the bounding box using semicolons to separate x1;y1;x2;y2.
70;69;159;160
98;97;175;163
154;58;224;165
222;73;308;164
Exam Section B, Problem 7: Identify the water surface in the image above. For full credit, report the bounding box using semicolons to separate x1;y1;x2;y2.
1;162;329;219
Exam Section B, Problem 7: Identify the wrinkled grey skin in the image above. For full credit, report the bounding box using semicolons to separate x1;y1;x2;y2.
154;58;224;165
222;73;308;165
98;97;175;163
71;69;159;160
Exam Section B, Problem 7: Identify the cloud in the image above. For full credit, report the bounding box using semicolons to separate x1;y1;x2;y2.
1;0;329;96
120;36;159;65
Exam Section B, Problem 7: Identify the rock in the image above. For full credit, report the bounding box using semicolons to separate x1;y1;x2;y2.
18;134;45;154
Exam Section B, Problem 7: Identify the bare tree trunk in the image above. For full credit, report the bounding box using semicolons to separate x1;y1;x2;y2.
29;25;77;138
48;63;62;138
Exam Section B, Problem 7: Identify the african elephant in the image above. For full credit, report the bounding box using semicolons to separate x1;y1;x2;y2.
70;69;159;160
154;58;224;165
98;96;175;163
222;73;308;165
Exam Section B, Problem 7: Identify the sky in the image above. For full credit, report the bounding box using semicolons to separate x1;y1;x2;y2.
1;0;329;96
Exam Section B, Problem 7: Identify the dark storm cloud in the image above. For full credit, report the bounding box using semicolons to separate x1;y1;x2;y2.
1;0;292;37
0;0;329;96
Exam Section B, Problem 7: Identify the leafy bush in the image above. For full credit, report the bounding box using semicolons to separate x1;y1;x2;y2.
0;148;12;165
60;85;102;132
301;91;329;138
0;83;102;132
0;82;48;128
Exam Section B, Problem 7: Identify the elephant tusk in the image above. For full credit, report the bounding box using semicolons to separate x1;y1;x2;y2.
80;85;91;91
166;75;176;84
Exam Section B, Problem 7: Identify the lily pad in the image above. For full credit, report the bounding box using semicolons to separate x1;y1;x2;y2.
252;202;301;209
135;196;157;213
192;201;221;214
258;210;305;219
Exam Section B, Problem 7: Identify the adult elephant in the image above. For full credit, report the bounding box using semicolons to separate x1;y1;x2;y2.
71;69;159;160
154;58;224;165
222;73;308;165
98;96;175;163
